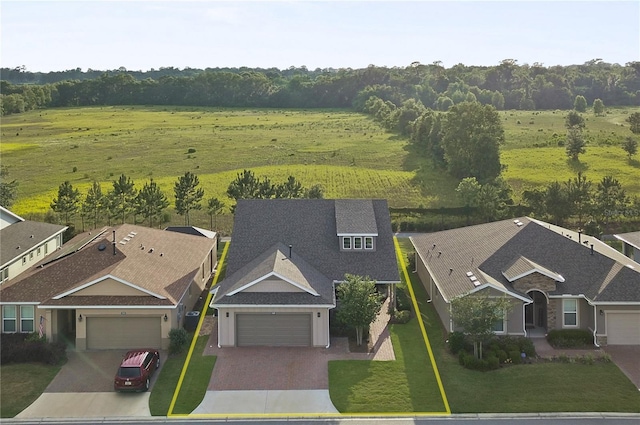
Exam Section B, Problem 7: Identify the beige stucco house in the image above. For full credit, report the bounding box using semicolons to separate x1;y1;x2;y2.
0;224;217;350
411;218;640;346
211;199;400;347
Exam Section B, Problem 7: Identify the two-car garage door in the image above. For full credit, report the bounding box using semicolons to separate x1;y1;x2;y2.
236;313;311;346
86;317;162;350
607;312;640;345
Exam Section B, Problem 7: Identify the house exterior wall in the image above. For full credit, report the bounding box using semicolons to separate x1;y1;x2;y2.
548;297;592;331
216;306;330;347
243;279;304;293
512;273;557;293
622;243;640;263
71;278;148;296
416;258;450;331
2;235;63;283
71;307;173;350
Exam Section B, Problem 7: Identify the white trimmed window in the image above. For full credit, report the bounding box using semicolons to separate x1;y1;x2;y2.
37;247;41;256
342;237;351;250
29;252;34;260
354;237;362;249
3;306;17;332
491;309;506;333
44;243;48;254
1;268;8;282
20;306;34;333
563;299;578;327
365;237;374;250
22;256;27;265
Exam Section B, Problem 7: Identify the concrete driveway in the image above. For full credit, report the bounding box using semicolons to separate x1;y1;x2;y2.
603;345;640;390
17;349;164;418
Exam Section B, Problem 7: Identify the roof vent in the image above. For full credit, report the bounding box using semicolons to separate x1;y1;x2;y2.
30;235;34;238
467;271;480;286
149;248;154;253
160;253;164;257
514;219;523;227
98;243;106;251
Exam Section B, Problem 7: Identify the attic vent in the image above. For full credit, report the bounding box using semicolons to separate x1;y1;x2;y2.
127;233;135;238
97;243;107;251
514;219;523;227
467;271;480;286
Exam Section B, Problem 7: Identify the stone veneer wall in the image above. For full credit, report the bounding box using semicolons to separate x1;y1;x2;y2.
547;299;558;330
512;273;557;293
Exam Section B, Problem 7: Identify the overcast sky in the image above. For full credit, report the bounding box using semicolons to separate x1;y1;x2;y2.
1;1;638;72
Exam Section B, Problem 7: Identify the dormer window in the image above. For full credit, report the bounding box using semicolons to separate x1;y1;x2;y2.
342;237;351;250
335;200;379;252
354;237;362;249
365;237;373;250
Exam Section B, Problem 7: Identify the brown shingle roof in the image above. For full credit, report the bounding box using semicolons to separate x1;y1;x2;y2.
0;220;67;267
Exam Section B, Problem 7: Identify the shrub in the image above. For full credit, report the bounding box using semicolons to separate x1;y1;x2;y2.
486;355;500;370
578;353;595;365
508;350;522;365
392;310;411;324
547;329;593;348
600;353;612;363
448;331;467;355
395;288;411;312
0;334;66;365
169;328;189;354
187;148;196;154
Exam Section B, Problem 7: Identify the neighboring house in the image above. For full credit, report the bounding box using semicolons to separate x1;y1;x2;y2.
614;231;640;263
165;225;218;240
0;206;67;284
0;224;217;350
210;199;400;348
411;217;640;346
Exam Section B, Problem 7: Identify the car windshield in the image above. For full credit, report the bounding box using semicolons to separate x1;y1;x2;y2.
118;367;141;378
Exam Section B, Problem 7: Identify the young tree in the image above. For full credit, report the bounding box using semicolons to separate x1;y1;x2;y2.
174;172;204;226
137;178;169;227
451;293;513;359
0;165;18;208
573;95;587;112
592;98;605;116
622;137;638;159
626;112;640;134
206;197;225;231
441;102;504;182
456;177;480;223
305;184;324;199
226;169;263;201
593;176;628;223
545;181;571;225
565;110;586;130
111;174;137;224
565;172;592;227
336;274;382;346
565;127;587;160
274;175;304;198
82;181;104;229
51;181;80;224
477;184;502;222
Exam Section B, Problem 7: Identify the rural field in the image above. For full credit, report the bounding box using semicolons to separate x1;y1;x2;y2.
1;106;638;231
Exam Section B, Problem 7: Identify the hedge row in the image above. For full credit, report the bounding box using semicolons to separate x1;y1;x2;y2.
0;333;67;365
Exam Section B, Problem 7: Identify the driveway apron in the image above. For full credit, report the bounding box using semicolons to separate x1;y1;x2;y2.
603;345;640;389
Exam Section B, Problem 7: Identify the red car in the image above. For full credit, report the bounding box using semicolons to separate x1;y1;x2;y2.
114;349;160;392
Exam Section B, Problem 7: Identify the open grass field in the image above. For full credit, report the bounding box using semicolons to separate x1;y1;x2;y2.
2;106;638;228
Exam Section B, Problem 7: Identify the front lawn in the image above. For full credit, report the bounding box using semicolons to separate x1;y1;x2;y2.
0;363;61;418
397;238;640;413
149;336;215;415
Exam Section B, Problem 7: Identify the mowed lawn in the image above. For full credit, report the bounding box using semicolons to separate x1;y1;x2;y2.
0;363;61;418
3;106;639;227
395;238;640;414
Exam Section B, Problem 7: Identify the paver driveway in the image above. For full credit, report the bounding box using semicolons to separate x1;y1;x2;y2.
603;345;640;389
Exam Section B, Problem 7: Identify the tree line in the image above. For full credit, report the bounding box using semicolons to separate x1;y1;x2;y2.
45;170;323;235
2;59;639;115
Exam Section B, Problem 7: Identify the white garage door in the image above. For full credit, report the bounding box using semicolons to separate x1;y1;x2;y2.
86;317;162;350
236;313;311;346
607;313;640;345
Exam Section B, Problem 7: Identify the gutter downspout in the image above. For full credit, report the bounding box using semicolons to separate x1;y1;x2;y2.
326;308;331;349
523;300;533;337
592;304;600;348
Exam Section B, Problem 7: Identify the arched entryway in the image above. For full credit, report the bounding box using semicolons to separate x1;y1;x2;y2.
525;290;548;337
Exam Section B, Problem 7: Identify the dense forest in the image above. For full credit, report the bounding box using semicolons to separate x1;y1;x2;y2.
2;60;639;115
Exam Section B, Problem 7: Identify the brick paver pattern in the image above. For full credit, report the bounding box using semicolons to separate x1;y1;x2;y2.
199;298;395;390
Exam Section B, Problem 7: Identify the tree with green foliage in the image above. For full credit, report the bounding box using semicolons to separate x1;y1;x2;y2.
206;197;225;231
565;127;587;160
622;137;638;159
545;181;572;225
0;165;18;208
451;293;513;359
593;176;628;223
305;184;324;199
565;110;586;130
137;178;169;227
592;98;605;116
441;102;504;182
574;95;587;112
227;169;265;202
274;175;304;198
174;172;204;226
456;177;480;223
336;274;382;347
111;174;137;224
82;181;104;229
626;112;640;134
51;181;80;224
490;91;505;110
477;184;502;222
565;172;592;227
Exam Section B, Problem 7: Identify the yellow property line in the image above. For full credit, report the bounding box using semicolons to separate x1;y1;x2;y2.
394;236;451;415
167;238;450;418
168;241;230;416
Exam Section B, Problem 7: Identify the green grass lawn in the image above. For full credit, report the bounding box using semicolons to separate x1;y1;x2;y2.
0;363;61;418
396;238;640;413
3;106;638;232
148;335;215;416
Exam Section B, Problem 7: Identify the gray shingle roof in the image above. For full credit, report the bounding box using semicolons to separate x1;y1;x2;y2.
335;199;378;235
225;199;399;283
213;243;335;306
411;218;640;303
614;231;640;251
1;220;67;267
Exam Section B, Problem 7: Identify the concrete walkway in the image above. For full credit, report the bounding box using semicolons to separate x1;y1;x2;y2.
191;390;338;415
16;392;150;418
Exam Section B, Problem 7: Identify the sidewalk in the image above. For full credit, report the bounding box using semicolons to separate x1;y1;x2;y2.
531;336;604;359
